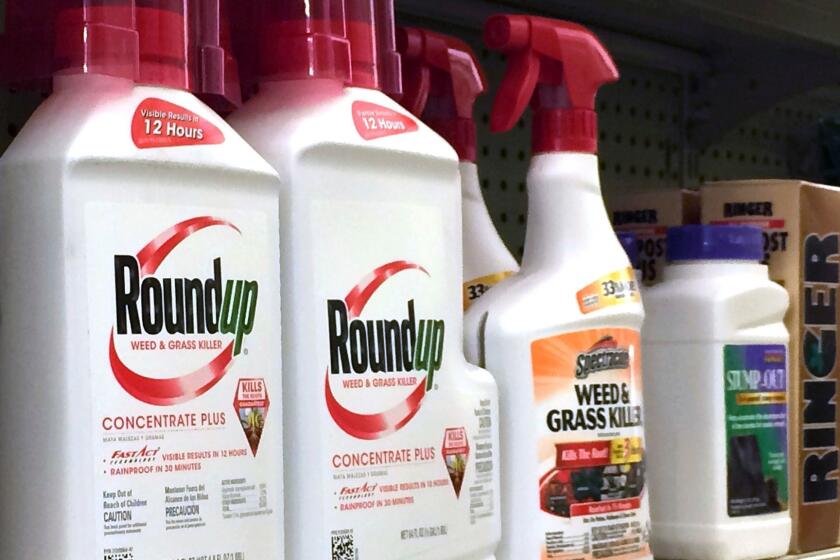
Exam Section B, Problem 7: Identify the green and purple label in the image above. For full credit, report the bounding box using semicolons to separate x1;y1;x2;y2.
724;344;788;517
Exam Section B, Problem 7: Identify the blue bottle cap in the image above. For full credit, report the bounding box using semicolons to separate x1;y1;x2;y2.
616;231;640;269
667;224;764;262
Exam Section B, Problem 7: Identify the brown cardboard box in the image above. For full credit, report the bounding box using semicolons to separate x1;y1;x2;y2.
703;179;840;554
607;189;700;285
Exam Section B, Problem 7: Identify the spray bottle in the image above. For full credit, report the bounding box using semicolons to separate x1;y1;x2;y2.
228;1;500;558
464;15;652;559
0;2;284;558
397;27;518;310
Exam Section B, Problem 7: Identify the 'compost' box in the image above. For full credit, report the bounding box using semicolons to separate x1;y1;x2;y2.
607;189;700;285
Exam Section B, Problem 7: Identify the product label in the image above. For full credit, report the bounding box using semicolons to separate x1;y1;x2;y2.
724;344;788;517
132;98;225;149
576;268;641;315
352;101;419;141
313;199;497;558
801;230;839;509
532;329;650;559
463;271;515;310
87;203;282;559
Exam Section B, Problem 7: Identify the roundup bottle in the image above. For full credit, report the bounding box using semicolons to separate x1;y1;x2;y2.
464;15;652;560
0;2;284;559
643;225;791;560
228;1;501;558
396;27;519;310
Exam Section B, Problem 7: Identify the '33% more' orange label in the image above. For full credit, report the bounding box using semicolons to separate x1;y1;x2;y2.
576;267;640;314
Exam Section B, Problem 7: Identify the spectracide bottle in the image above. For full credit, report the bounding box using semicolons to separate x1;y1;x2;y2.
227;1;501;559
0;2;284;559
643;225;791;560
464;15;653;560
396;26;519;311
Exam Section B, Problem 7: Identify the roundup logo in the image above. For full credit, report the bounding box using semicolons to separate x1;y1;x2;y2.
325;261;445;440
110;217;259;406
575;336;629;379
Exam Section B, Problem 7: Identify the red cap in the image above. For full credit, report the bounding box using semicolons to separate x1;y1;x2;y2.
398;27;485;162
228;0;259;99
0;0;58;91
2;0;241;99
53;0;140;81
257;0;351;82
345;0;401;93
484;15;618;154
191;0;242;113
345;0;376;88
373;0;401;97
136;1;190;90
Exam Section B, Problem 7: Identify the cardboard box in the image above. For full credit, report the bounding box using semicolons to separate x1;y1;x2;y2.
703;179;840;554
607;189;700;285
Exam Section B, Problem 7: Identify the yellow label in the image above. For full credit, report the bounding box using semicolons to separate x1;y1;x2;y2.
463;271;515;310
576;267;641;314
610;436;644;465
736;392;787;406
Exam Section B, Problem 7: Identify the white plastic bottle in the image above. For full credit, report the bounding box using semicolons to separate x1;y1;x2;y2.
643;225;791;560
396;27;519;310
228;1;500;559
0;2;284;559
464;15;652;560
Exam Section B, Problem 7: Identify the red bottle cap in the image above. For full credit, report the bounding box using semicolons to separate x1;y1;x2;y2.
0;0;58;91
2;0;239;101
398;27;485;162
257;0;351;82
136;0;191;90
345;0;376;89
190;0;242;113
373;0;401;97
484;15;618;154
228;0;259;99
345;0;401;94
53;0;140;81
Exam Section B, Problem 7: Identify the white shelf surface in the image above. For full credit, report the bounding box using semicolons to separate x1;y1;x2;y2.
785;550;840;560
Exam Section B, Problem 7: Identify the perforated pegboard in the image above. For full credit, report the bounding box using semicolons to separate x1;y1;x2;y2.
466;32;688;259
448;26;840;260
1;9;839;263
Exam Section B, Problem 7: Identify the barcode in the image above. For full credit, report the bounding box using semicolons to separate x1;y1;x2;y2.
331;533;355;560
104;552;133;560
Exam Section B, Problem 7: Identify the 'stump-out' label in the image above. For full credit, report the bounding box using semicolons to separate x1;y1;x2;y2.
86;202;281;560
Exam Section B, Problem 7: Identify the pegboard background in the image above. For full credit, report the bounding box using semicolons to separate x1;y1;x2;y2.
1;5;839;262
445;26;840;259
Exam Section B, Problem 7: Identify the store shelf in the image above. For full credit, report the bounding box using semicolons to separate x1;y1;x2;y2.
397;0;840;53
785;549;840;560
397;0;840;150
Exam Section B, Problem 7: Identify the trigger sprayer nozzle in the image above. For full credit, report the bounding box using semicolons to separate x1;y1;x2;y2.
484;15;619;154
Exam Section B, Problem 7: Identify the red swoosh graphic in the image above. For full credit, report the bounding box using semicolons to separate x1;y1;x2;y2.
110;330;235;406
327;260;431;440
325;369;427;440
110;216;241;406
344;261;428;319
137;216;240;275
